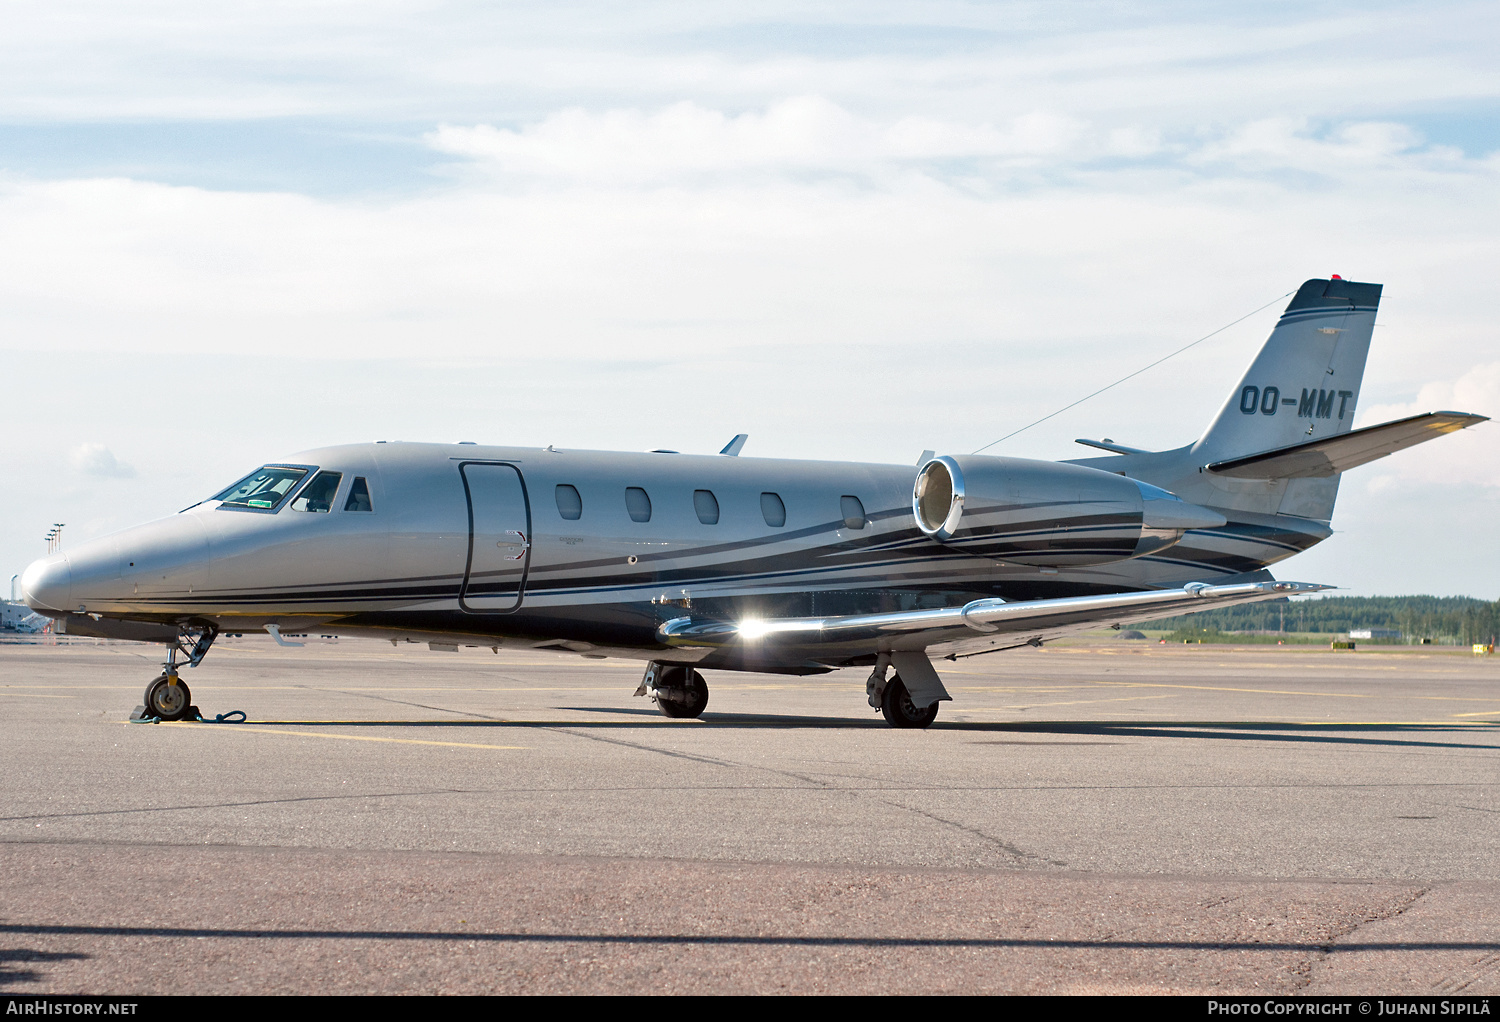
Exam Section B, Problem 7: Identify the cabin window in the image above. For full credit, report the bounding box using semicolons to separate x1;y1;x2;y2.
213;465;309;511
625;487;652;523
693;489;720;525
344;477;373;511
555;484;583;520
291;471;342;513
760;492;786;528
840;495;867;530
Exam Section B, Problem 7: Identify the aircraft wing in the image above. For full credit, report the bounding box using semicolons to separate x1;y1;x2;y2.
1206;411;1487;479
658;580;1328;660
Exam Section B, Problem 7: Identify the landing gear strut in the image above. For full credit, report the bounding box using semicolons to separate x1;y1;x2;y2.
131;622;218;722
634;662;709;719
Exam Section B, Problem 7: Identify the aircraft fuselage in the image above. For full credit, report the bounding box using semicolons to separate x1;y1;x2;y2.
21;440;1328;674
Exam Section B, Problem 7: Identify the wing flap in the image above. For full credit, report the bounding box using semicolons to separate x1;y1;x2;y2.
1206;411;1487;479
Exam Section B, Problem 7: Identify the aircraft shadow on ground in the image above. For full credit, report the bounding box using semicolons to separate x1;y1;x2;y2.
180;714;1500;751
0;947;90;985
1;922;1498;954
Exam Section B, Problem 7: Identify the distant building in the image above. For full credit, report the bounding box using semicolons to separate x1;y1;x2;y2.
1349;628;1401;639
1;601;47;632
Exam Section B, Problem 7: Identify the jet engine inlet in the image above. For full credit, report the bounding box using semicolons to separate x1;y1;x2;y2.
913;457;965;539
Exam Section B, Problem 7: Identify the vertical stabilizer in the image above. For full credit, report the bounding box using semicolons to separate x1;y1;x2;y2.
1069;278;1384;523
1194;278;1381;462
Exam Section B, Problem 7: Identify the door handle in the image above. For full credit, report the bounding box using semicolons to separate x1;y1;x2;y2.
496;531;529;560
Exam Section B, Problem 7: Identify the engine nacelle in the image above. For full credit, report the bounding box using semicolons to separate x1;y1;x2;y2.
912;455;1226;566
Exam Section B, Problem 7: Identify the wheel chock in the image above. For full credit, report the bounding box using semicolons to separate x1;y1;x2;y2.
127;704;246;723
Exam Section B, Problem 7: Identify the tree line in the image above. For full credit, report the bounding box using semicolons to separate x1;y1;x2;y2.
1139;595;1500;644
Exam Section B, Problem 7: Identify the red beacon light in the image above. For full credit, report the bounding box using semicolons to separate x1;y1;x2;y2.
1331;274;1343;279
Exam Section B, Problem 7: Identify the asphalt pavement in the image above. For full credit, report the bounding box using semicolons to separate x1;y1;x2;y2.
2;636;1497;994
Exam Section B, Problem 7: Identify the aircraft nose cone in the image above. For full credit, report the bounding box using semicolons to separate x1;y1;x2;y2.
21;555;72;613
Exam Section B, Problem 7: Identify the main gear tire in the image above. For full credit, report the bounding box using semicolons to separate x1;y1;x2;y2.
653;666;709;719
880;674;938;729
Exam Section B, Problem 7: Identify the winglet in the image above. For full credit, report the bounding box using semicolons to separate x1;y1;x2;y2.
719;434;748;456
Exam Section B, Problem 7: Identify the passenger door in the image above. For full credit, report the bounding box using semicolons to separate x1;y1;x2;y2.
460;463;531;613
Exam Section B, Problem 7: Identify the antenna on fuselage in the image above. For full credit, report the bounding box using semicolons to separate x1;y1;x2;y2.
719;434;748;456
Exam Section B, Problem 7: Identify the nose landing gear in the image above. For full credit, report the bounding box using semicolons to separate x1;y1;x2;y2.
130;623;217;722
142;672;194;721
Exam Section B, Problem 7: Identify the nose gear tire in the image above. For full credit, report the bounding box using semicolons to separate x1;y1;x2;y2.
144;674;193;721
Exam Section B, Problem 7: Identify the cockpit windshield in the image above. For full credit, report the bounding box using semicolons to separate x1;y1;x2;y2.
213;466;311;511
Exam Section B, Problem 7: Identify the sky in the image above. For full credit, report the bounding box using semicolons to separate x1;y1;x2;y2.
2;1;1496;599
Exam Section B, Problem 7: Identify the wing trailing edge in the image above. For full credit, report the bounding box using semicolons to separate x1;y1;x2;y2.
1206;411;1487;479
658;580;1329;658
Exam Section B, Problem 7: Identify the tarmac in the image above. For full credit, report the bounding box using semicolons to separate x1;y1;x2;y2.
1;636;1497;995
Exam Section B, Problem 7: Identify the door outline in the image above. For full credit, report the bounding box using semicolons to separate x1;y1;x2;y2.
459;461;532;614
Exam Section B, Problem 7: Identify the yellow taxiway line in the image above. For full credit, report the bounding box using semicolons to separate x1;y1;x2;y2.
146;721;528;751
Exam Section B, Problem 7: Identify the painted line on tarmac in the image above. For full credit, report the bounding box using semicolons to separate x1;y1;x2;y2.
145;721;528;751
1084;680;1372;698
995;694;1177;710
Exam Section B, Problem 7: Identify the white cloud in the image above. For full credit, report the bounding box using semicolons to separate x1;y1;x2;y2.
426;100;1091;184
1357;362;1500;488
0;100;1495;376
0;2;1496;130
68;443;135;478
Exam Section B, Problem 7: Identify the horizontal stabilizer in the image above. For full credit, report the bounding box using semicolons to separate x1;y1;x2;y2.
1075;438;1152;455
1207;411;1487;479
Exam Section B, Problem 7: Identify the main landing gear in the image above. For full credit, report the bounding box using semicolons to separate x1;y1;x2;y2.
132;623;218;722
635;662;709;719
867;656;940;729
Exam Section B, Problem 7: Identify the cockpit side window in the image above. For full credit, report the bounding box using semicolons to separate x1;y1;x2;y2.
291;471;343;512
213;466;310;511
344;476;373;511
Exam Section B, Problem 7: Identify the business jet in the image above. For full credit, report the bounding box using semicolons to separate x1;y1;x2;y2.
20;278;1486;727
